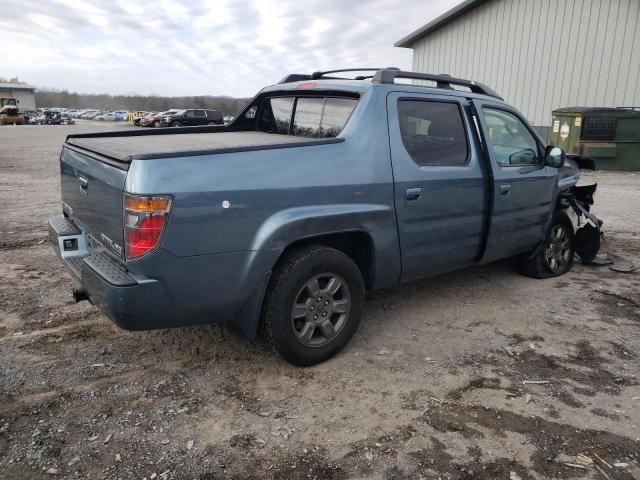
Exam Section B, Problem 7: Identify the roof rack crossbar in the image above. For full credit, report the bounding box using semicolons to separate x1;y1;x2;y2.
372;69;502;99
310;68;399;80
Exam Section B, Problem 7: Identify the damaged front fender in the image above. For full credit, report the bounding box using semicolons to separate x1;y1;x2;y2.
559;183;603;265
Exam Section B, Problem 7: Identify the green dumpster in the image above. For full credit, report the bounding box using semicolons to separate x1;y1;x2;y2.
549;107;640;171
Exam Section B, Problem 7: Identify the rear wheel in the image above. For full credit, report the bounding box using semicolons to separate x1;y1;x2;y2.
518;211;575;278
261;246;365;366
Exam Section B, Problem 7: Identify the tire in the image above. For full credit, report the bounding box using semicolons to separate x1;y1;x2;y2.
261;246;365;366
574;223;601;265
518;211;575;278
153;121;160;128
207;121;215;125
171;121;181;127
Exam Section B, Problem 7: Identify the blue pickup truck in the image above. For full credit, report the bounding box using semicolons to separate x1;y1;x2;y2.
49;68;600;365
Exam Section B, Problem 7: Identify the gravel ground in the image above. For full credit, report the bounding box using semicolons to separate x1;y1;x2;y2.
1;123;639;480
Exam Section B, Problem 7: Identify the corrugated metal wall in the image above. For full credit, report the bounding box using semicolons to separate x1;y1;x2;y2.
410;0;640;127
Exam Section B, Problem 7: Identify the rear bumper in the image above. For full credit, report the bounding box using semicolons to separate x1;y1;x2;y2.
48;215;174;330
48;215;276;337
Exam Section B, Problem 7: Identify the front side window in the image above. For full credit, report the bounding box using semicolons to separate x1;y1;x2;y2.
483;108;541;166
398;100;469;166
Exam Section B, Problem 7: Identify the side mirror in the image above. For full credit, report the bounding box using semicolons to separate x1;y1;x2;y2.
544;145;565;168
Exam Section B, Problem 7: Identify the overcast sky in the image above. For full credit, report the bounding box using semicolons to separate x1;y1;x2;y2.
2;0;460;98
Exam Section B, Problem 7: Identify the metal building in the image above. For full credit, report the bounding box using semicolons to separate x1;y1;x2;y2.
395;0;640;138
0;82;36;110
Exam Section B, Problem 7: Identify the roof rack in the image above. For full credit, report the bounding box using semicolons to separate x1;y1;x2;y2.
372;69;502;99
278;67;502;100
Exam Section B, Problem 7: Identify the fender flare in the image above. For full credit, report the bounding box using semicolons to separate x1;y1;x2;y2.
231;203;397;341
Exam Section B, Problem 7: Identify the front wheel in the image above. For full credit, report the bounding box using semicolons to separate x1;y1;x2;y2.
261;246;365;366
518;211;575;278
171;121;181;127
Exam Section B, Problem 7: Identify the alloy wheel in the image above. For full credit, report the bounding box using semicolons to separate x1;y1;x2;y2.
290;273;351;348
544;224;572;274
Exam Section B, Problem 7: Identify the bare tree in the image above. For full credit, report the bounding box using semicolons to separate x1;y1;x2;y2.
34;89;251;116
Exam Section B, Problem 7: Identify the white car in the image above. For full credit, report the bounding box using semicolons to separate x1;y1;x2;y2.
94;112;117;121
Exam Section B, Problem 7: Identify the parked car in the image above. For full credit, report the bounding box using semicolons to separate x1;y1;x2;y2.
141;110;179;127
48;68;601;366
113;111;129;121
79;110;99;119
161;108;224;127
132;111;152;126
95;112;117;121
60;113;75;125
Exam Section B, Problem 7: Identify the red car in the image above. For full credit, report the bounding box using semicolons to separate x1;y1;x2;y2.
140;110;179;127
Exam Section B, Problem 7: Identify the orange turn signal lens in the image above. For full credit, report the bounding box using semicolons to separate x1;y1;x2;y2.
125;196;171;213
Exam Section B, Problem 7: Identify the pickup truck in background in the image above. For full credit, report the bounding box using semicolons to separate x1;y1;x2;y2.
48;68;601;366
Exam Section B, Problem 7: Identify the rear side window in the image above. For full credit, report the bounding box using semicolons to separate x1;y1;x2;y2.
259;96;357;138
398;100;469;166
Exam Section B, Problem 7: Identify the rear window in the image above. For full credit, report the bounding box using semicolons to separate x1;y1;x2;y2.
259;96;357;138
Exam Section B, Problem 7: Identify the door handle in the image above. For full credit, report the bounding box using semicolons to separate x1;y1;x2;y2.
405;187;422;202
499;183;511;195
78;175;88;193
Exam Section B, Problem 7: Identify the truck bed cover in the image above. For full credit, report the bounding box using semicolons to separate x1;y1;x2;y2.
65;130;342;162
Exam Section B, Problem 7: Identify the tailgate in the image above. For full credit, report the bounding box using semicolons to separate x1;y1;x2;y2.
60;146;127;258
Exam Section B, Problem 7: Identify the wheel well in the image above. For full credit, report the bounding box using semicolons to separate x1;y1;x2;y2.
277;232;375;289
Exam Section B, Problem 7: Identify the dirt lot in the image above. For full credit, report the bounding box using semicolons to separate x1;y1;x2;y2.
1;124;639;480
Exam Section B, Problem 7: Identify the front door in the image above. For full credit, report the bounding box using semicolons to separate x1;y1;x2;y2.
182;110;197;126
388;92;488;282
472;100;558;262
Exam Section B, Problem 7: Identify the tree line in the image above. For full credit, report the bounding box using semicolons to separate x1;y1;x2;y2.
34;89;251;116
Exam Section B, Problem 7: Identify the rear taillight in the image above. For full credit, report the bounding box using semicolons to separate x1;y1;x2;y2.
124;194;172;259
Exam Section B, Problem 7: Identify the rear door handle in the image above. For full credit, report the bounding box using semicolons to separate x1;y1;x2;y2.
78;175;88;193
405;187;422;203
499;183;511;195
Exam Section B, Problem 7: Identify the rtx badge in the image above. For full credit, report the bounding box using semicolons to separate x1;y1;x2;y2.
100;233;123;256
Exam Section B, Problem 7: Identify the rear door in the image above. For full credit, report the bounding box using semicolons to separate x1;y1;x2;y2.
388;92;488;282
192;109;207;125
472;100;557;262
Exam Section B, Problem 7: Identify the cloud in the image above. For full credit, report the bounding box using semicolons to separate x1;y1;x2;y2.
0;0;460;97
